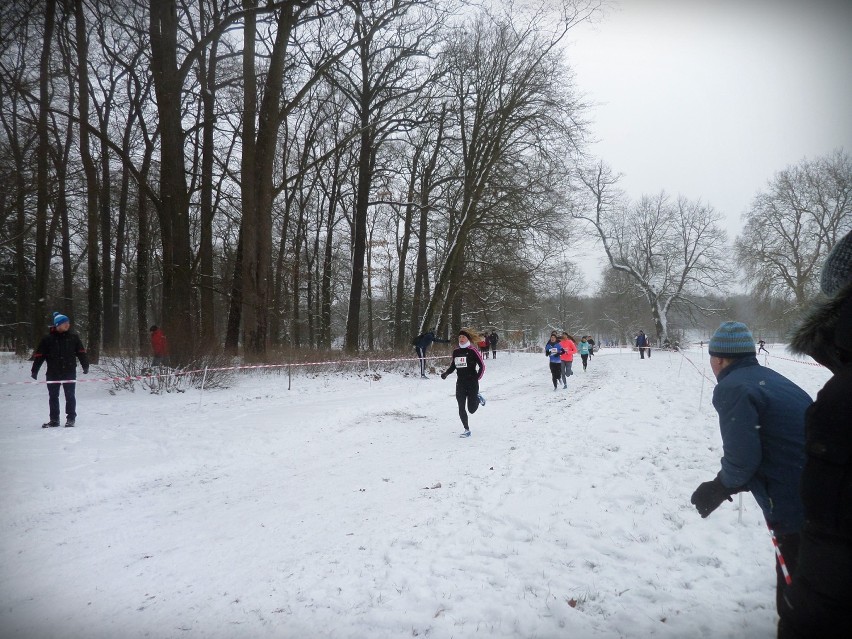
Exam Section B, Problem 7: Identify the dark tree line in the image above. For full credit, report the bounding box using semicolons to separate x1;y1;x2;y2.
0;0;600;361
9;0;833;362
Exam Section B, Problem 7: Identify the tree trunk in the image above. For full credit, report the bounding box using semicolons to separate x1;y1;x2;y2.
239;0;259;355
198;29;218;343
76;0;101;363
224;228;243;354
392;147;421;348
291;206;306;348
33;0;56;346
99;107;115;350
57;86;76;319
411;187;430;336
344;122;373;353
14;156;28;354
240;3;297;357
135;167;150;354
271;217;288;346
366;224;374;351
308;225;319;348
149;0;195;363
320;192;337;350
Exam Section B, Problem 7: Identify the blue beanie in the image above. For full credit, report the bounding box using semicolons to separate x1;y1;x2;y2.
53;312;70;327
708;321;756;358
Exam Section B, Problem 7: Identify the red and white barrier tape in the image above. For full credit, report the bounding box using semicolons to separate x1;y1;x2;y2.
4;347;538;387
763;353;824;368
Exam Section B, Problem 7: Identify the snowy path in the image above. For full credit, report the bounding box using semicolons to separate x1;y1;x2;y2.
0;348;830;638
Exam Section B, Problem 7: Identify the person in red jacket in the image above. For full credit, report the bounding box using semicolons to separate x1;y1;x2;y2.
559;332;579;389
150;325;168;367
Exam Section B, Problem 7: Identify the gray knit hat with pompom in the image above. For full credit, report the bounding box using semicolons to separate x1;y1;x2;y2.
821;231;852;296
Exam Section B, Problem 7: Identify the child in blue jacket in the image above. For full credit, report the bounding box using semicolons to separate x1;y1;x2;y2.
544;332;565;390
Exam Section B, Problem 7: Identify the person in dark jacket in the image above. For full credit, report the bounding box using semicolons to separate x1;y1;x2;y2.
440;328;486;438
690;321;811;623
636;330;650;358
780;231;852;639
489;331;498;358
31;312;90;428
413;329;451;378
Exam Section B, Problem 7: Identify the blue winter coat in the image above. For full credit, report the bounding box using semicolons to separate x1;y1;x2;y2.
544;340;564;363
579;341;590;356
713;356;811;534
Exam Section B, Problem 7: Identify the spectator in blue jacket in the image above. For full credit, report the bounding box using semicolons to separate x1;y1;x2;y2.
691;321;811;621
413;329;450;379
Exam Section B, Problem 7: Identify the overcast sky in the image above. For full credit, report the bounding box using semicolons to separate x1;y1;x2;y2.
563;0;852;287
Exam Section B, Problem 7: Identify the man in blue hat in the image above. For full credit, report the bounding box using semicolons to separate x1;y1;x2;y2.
31;312;89;428
691;320;811;628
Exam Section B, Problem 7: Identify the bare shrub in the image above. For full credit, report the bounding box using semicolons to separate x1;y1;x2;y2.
96;351;236;394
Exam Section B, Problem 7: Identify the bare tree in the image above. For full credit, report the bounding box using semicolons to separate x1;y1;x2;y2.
75;0;102;362
0;4;38;353
572;161;730;342
596;268;654;345
736;149;852;308
332;0;445;352
419;2;594;334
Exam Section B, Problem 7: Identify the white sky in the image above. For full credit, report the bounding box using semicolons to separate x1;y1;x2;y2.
564;0;852;287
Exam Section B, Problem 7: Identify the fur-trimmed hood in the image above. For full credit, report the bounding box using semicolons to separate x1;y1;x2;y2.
789;281;852;373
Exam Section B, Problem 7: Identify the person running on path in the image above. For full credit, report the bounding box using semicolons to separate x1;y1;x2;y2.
578;336;591;370
758;339;769;354
545;332;565;390
413;329;450;378
587;336;595;358
559;332;577;388
30;312;90;428
440;328;486;438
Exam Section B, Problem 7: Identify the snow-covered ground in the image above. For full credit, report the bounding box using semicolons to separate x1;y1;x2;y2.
0;345;829;639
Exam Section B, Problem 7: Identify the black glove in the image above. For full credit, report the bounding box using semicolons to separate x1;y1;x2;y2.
31;372;37;380
690;476;734;518
83;368;89;374
441;372;448;380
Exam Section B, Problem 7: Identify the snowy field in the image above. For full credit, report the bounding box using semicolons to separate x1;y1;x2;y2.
0;345;830;639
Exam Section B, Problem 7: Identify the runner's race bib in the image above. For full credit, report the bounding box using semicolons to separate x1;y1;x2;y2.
455;356;468;368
